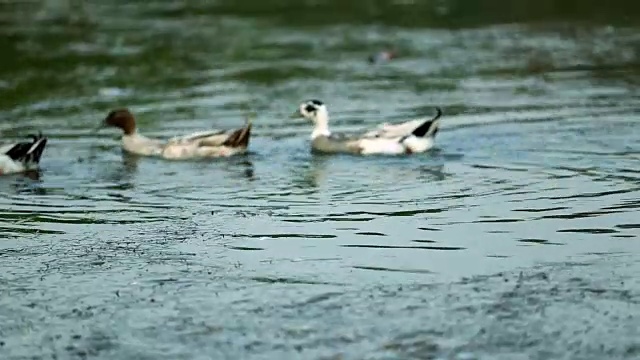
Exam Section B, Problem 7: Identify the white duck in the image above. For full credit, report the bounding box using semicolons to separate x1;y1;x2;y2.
293;100;442;155
0;133;48;175
100;108;252;159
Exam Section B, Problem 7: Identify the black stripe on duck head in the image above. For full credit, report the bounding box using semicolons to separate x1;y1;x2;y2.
299;99;326;119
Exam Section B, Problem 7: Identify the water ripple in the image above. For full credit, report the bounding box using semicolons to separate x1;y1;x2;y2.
342;244;466;251
0;3;639;358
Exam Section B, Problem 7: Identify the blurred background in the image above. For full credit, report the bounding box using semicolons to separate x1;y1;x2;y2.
0;1;639;359
1;0;639;122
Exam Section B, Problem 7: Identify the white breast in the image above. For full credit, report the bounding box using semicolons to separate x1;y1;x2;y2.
122;134;163;156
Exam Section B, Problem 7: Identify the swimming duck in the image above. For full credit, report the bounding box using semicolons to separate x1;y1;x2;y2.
292;100;442;155
0;133;48;175
100;109;252;159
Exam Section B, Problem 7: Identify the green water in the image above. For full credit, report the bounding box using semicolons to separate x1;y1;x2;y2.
1;1;639;359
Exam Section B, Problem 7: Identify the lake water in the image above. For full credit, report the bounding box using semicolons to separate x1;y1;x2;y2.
1;1;639;359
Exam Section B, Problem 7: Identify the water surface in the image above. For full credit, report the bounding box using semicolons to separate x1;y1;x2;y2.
1;1;639;359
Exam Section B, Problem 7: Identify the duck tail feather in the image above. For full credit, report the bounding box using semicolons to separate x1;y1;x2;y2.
223;123;252;148
5;133;48;164
411;107;442;138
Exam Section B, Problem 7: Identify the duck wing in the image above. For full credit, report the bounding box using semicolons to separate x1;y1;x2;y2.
168;119;252;148
168;129;228;145
362;119;424;138
362;107;443;139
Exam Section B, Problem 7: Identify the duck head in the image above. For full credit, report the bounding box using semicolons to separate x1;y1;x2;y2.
103;109;136;135
292;99;330;139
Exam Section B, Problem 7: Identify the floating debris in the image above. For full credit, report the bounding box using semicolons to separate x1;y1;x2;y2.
368;50;397;64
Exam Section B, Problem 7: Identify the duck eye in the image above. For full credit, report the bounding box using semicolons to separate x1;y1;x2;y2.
304;105;316;113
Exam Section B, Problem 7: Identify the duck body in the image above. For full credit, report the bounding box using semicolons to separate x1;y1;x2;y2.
295;100;442;156
121;129;250;159
102;109;251;160
311;133;424;155
0;133;48;175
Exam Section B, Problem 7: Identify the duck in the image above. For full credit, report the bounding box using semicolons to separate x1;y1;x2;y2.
99;108;252;159
0;132;48;175
292;100;442;155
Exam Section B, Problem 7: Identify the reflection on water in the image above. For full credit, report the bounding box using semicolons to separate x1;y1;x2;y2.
0;0;639;359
